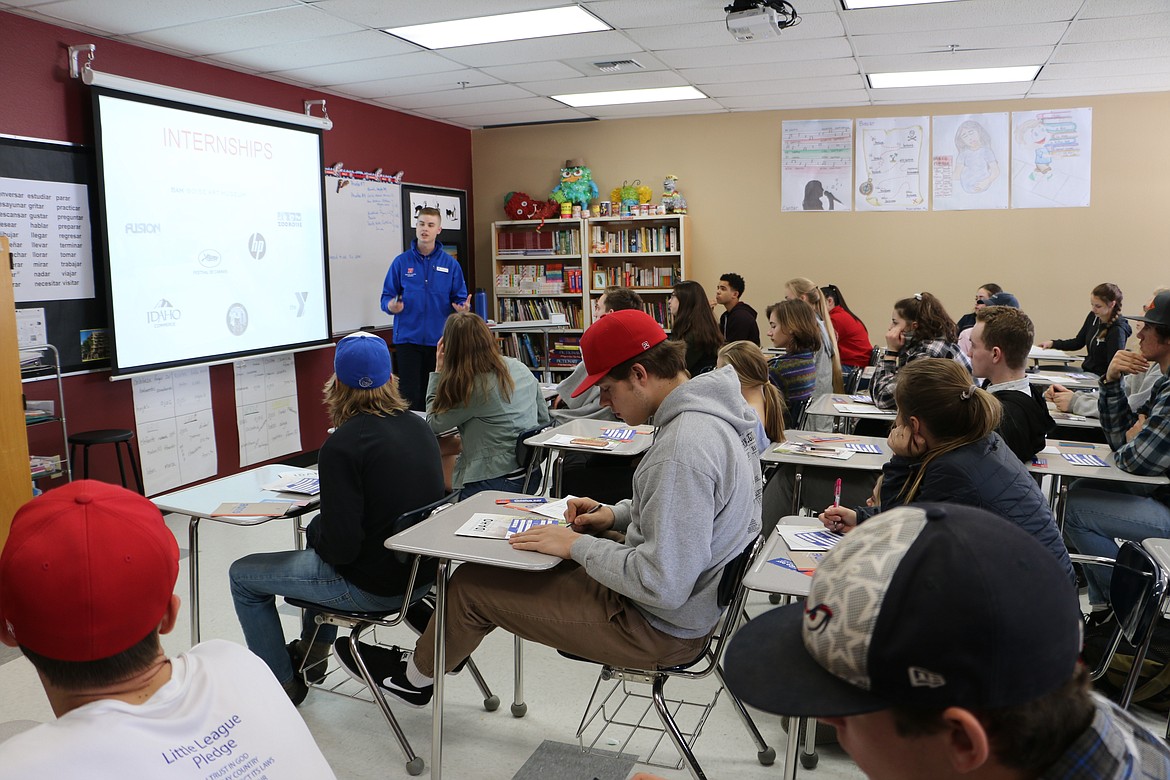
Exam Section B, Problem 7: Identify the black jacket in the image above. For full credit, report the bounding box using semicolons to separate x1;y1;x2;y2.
1051;313;1132;376
720;301;760;346
993;385;1056;463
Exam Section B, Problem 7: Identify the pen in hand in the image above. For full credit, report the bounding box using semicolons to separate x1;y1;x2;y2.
570;503;604;532
829;478;845;533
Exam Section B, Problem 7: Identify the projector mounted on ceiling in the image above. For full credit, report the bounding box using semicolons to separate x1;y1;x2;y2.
724;0;801;42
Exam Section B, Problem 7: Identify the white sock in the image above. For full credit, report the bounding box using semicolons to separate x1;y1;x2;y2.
405;657;433;688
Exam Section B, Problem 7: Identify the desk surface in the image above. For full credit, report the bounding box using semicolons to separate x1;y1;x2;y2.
1047;404;1101;430
1029;347;1080;365
524;418;656;457
806;394;896;421
152;464;318;524
385;490;561;570
1028;371;1099;390
1027;440;1169;485
762;432;890;472
743;518;822;597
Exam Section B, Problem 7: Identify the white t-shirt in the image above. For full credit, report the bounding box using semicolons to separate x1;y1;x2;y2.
0;640;336;779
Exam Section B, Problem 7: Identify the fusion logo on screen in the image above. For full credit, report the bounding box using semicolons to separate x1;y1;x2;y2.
147;299;181;327
248;233;266;259
276;211;302;228
226;303;249;336
126;223;161;233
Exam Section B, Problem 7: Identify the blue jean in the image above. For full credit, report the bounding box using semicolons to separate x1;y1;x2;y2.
229;549;428;684
459;466;542;500
1063;480;1170;607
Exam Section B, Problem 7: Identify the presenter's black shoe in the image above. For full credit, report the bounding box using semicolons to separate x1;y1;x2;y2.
333;637;433;709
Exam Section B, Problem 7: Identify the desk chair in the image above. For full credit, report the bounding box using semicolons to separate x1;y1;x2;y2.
286;495;500;776
69;428;144;492
561;536;775;780
1072;542;1169;711
517;423;552;494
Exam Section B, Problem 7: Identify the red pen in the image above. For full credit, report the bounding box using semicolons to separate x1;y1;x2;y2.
833;478;842;508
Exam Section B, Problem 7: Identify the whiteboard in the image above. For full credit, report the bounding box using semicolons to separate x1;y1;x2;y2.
324;175;402;334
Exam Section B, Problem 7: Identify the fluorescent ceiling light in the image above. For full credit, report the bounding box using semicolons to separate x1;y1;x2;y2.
383;6;610;49
842;0;963;8
552;86;708;108
868;65;1041;89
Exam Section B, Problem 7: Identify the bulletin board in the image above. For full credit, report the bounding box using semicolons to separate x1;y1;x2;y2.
0;136;109;373
400;183;471;287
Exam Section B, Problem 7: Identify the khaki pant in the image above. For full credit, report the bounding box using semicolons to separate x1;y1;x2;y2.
413;561;709;676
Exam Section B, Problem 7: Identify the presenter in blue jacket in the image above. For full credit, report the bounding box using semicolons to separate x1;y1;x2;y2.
381;206;470;410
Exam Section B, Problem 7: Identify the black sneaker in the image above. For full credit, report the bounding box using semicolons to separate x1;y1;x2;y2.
287;639;328;684
333;636;433;709
1085;607;1115;634
282;675;308;707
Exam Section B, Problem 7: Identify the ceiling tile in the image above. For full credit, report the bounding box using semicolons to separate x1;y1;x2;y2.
18;0;292;35
388;84;537;110
453;107;593;127
1079;0;1170;19
869;82;1032;103
684;57;860;85
439;30;638;68
1054;38;1170;63
335;67;500;99
129;5;364;56
1040;57;1170;80
273;50;468;87
626;12;845;52
311;0;565;28
658;37;855;69
718;89;871;110
1028;72;1170;95
558;51;670;77
424;96;565;119
860;46;1056;74
481;60;586;82
584;98;726;118
842;0;1083;36
851;22;1068;57
215;30;419;73
584;0;725;29
519;71;688;97
703;74;867;97
1063;13;1170;43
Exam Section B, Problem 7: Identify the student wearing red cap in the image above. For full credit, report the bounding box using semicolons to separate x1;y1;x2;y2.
335;310;763;708
0;481;336;778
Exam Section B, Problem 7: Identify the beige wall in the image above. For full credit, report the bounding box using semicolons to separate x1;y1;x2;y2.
472;92;1170;346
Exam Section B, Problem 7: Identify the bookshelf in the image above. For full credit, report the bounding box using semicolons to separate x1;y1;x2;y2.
585;214;688;332
490;214;689;375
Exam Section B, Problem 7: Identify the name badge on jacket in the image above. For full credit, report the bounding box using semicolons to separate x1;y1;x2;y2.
436;266;449;273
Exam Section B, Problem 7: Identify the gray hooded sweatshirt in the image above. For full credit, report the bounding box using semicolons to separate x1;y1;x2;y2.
569;366;763;639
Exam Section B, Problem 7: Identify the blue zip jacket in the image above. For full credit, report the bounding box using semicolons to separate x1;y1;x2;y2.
380;240;468;346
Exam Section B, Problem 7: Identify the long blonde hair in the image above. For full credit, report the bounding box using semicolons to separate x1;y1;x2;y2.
431;312;514;414
787;276;844;392
323;375;409;428
717;341;786;443
893;359;1000;503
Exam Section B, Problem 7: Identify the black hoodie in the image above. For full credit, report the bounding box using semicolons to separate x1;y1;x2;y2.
994;384;1056;463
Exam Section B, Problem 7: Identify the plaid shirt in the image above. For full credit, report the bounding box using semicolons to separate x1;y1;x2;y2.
868;339;972;410
1099;370;1170;480
1042;693;1170;779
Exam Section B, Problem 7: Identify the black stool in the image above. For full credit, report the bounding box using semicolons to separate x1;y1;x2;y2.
68;429;144;493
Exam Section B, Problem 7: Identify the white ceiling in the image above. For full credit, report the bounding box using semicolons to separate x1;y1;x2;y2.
4;0;1169;129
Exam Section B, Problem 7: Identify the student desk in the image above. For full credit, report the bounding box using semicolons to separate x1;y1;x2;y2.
152;464;320;643
1029;346;1080;367
742;518;826;779
1047;406;1102;430
761;434;889;515
1027;440;1168;530
805;394;896;432
523;418;656;497
384;490;560;780
1028;371;1099;391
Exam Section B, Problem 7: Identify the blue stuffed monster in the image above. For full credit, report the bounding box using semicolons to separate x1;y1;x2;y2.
550;158;599;209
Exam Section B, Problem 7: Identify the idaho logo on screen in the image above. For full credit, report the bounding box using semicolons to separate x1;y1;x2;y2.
226;303;249;336
248;233;267;260
147;299;181;327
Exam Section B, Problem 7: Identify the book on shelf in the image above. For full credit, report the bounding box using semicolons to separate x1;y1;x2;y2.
590;224;679;254
29;455;61;477
497;228;579;256
591;262;679;289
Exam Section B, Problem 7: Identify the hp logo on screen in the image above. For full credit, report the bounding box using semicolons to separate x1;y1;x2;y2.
248;233;267;259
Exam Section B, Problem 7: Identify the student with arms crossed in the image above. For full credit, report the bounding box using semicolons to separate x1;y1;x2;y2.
1064;289;1170;628
335;310;762;707
822;359;1072;580
723;503;1170;780
967;305;1054;462
0;482;337;779
381;207;470;410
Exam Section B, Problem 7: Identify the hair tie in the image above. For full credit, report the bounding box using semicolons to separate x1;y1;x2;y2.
914;293;923;301
960;384;977;400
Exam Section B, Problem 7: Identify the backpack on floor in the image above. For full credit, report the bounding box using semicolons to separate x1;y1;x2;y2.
1083;615;1170;712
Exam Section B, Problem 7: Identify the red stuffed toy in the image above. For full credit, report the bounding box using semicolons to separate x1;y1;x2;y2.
504;191;559;226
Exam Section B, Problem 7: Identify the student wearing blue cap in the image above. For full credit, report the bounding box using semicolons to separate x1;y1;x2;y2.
228;332;445;704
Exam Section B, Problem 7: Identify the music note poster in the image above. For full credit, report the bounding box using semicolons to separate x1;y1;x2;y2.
855;116;929;211
781;119;853;212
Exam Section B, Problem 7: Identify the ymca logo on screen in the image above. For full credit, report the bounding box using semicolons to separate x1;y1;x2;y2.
226;303;249;336
247;233;266;260
147;299;181;327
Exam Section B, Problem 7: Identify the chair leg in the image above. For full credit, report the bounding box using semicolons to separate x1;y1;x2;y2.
714;663;775;765
114;441;129;489
650;675;706;780
124;440;144;493
348;624;425;776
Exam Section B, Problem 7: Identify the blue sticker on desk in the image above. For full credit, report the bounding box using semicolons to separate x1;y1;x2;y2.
844;443;882;454
768;557;800;571
1061;452;1108;467
600;428;636;441
1031;458;1047;468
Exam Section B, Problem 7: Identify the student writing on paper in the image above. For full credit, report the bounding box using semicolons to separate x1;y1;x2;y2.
426;312;550;499
820;360;1072;581
1064;290;1170;629
229;333;445;705
341;311;761;709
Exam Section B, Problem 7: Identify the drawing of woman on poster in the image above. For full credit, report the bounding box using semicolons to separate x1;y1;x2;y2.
953;120;1000;194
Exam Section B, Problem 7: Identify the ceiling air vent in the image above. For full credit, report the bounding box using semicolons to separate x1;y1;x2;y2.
592;59;644;73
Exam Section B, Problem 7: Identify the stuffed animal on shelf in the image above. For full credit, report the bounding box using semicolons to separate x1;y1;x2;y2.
504;191;559;221
610;179;653;209
661;175;687;214
549;158;599;210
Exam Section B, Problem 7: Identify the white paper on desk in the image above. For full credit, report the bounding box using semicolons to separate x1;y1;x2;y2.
833;403;893;415
263;471;321;495
772;443;855;461
544;434;619;451
522;495;577;520
778;527;844;551
1039;445;1060;455
456;513;561;539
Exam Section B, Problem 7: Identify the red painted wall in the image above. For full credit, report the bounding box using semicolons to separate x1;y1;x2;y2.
2;11;474;490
